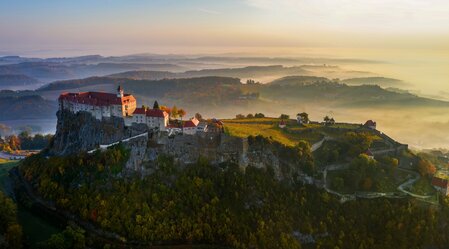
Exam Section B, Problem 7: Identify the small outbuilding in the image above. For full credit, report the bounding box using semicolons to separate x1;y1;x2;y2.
364;120;377;130
431;176;449;196
279;120;286;129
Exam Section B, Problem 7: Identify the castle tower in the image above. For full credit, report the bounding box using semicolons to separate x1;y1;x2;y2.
117;85;124;98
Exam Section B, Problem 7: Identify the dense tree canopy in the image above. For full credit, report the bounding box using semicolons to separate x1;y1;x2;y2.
18;145;449;249
0;191;23;249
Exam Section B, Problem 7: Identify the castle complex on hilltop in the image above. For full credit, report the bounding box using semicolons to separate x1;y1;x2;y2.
59;86;169;131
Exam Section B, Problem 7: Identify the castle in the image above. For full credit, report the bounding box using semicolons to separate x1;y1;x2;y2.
58;86;169;131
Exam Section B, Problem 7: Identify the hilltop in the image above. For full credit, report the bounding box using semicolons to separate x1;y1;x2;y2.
0;92;57;121
13;107;449;248
0;62;186;82
341;77;408;88
37;75;449;110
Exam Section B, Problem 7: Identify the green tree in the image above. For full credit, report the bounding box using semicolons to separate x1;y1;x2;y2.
297;112;309;124
153;101;160;109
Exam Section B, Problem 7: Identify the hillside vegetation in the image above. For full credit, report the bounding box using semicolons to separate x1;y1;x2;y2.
17;145;449;249
0;94;57;121
0;74;40;87
341;77;408;87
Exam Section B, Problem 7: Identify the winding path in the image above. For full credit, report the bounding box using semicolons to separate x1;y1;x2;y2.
322;164;434;203
87;132;148;154
311;136;335;152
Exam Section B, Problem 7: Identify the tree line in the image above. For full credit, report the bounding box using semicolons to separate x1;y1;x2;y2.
18;144;449;249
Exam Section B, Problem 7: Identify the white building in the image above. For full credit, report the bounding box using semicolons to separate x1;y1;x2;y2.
431;176;449;196
131;107;169;131
364;120;377;130
59;86;170;131
59;86;137;120
182;118;200;135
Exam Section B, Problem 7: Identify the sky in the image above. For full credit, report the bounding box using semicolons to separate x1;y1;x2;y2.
1;0;449;54
1;0;449;93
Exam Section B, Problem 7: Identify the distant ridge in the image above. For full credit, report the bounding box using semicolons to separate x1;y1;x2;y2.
341;77;409;88
268;75;331;86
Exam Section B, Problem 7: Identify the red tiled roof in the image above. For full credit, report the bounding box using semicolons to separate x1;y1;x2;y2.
133;107;146;115
364;120;376;127
132;107;168;117
146;109;168;118
211;118;223;126
432;177;449;188
59;92;135;106
183;119;199;128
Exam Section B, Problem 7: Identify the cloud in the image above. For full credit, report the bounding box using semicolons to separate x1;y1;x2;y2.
197;8;220;15
244;0;449;32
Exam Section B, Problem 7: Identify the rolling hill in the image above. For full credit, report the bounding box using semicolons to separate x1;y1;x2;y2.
341;77;409;88
0;94;57;120
0;62;186;83
0;74;40;88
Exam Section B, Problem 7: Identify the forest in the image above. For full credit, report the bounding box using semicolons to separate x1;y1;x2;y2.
0;131;53;152
18;145;449;249
0;190;23;249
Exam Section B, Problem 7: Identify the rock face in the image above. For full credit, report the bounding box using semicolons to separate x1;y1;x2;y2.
50;110;309;181
149;132;248;166
50;110;148;156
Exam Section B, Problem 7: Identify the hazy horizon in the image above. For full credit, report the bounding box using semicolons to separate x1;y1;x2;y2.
2;0;448;95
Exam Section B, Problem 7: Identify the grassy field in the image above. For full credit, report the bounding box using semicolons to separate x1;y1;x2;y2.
223;118;324;147
222;117;382;147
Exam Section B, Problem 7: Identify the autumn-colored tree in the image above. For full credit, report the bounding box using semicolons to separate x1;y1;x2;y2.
171;106;179;119
178;109;186;120
417;159;436;177
160;106;171;116
8;135;20;151
195;113;203;121
361;177;373;190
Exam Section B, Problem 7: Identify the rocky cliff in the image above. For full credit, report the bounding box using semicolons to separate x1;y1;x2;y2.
50;111;311;181
49;110;148;156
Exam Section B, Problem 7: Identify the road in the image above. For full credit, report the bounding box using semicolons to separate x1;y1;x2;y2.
396;168;433;199
322;163;433;203
87;132;148;154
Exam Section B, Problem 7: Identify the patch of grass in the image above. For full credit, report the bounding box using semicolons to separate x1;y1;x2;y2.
223;118;383;148
223;118;324;147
